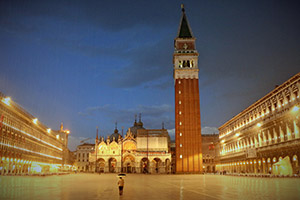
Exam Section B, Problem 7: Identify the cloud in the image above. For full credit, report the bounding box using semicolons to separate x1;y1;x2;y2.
202;126;219;135
68;136;94;151
78;104;174;130
168;128;175;139
109;38;173;88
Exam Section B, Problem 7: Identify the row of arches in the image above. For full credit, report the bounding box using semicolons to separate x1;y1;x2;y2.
222;120;300;155
94;156;171;174
217;154;299;175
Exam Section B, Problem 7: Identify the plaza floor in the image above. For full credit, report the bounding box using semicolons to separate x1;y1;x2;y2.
0;173;300;200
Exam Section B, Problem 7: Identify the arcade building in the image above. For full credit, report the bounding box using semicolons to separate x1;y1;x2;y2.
217;73;300;176
0;92;74;175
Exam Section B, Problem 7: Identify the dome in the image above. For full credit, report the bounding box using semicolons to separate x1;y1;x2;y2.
110;128;121;142
128;115;145;137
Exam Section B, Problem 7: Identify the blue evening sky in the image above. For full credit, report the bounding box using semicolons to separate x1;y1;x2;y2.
1;0;299;150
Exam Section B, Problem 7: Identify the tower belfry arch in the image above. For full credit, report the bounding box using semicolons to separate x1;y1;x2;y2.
173;4;203;173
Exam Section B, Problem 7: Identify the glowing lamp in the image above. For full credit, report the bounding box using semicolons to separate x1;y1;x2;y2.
2;97;11;106
257;123;262;127
33;118;38;124
292;106;299;112
47;128;51;133
235;133;240;137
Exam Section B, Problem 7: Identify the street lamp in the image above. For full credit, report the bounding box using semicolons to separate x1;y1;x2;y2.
2;97;11;106
121;126;124;173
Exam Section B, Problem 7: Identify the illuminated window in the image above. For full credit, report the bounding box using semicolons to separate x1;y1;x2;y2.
180;144;182;147
180;155;182;159
180;133;182;136
179;122;182;125
179;101;181;104
179;111;182;115
178;80;181;84
179;91;181;94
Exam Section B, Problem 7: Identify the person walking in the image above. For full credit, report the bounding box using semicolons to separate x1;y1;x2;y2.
117;177;125;195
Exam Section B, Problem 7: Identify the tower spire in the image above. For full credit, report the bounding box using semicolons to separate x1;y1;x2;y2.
177;4;193;38
181;4;185;12
96;126;99;141
60;122;63;131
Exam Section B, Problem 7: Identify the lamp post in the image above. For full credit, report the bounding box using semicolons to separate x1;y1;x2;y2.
147;130;149;173
121;127;124;173
95;127;98;173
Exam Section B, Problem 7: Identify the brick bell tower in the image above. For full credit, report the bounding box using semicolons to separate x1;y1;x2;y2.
174;5;203;173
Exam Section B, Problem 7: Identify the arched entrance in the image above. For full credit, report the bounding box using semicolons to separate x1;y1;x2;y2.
153;158;162;173
97;158;105;173
141;158;149;174
109;158;117;173
207;166;211;173
123;155;135;173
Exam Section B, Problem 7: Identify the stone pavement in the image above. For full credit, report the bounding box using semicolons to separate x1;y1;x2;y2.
0;173;300;200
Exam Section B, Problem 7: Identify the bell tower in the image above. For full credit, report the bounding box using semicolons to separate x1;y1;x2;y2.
174;5;202;173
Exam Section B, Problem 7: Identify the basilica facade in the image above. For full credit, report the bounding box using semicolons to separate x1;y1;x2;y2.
89;117;171;174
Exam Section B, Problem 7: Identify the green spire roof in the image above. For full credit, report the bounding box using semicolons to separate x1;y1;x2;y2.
177;5;193;38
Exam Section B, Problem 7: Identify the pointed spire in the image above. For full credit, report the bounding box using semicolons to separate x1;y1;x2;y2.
162;122;165;129
139;113;142;122
96;126;99;141
60;122;63;131
115;121;118;129
177;4;193;38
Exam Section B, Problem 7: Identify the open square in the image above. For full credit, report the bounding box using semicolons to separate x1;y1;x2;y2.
1;174;300;200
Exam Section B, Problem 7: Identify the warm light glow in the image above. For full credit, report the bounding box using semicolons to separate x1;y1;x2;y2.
0;142;62;160
257;123;262;127
292;106;299;112
47;128;51;133
56;135;60;139
221;139;225;143
33;118;38;124
235;133;239;137
3;122;62;151
66;130;70;134
2;97;11;106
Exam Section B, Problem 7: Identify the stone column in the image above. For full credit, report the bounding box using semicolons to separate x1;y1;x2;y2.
279;125;284;142
273;128;278;143
286;122;292;140
268;130;272;145
294;120;299;139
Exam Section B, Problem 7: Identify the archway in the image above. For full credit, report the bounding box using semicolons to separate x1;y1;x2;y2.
153;158;162;173
141;158;149;174
123;155;135;173
109;158;117;173
97;158;105;173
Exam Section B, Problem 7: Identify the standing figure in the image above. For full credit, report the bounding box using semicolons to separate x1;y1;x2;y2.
117;177;125;195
